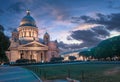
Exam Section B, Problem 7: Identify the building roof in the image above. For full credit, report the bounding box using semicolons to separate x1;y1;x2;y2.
19;40;33;45
20;10;37;27
19;38;44;45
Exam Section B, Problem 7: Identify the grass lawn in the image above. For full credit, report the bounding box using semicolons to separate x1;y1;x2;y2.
23;63;120;82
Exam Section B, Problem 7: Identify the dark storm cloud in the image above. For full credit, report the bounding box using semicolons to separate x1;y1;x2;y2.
80;16;94;22
71;15;95;24
95;13;120;31
70;30;101;47
71;30;100;43
68;25;110;48
72;12;120;31
91;26;110;38
70;30;98;41
8;2;26;13
69;12;120;48
70;13;112;48
79;13;111;24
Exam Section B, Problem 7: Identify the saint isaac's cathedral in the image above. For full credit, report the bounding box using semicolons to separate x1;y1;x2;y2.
6;10;59;63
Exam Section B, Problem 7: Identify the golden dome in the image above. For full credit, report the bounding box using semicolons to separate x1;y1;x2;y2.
20;10;36;27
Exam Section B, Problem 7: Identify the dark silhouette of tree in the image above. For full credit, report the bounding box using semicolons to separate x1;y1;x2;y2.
0;25;10;63
68;56;76;61
79;35;120;60
50;57;64;62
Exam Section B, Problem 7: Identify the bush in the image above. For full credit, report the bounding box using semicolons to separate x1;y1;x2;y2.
16;59;29;63
29;59;36;63
50;57;64;62
69;56;76;61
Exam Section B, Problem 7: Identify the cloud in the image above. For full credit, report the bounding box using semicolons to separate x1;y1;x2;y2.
68;25;110;48
2;0;119;50
69;30;101;48
58;41;82;50
91;26;110;39
72;12;120;31
71;30;100;41
73;23;102;31
94;13;120;31
68;12;120;48
8;2;26;13
109;31;120;37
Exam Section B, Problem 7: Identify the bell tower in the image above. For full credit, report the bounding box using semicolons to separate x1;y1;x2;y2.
43;32;50;45
12;29;19;42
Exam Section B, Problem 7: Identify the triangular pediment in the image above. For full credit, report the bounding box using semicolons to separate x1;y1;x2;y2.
20;41;47;47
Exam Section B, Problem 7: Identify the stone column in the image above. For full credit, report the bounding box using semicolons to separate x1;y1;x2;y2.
36;51;38;62
42;51;45;62
36;51;40;62
28;51;30;60
39;51;41;62
25;51;28;59
23;51;25;59
29;50;32;60
31;30;33;37
44;51;46;62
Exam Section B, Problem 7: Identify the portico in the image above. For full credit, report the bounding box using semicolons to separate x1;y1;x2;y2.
18;41;48;62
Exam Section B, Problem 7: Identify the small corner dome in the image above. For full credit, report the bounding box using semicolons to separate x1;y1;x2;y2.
44;32;50;38
20;10;36;27
44;32;49;36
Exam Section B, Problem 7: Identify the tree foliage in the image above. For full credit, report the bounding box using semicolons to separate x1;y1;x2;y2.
68;56;76;61
79;35;120;60
0;25;10;63
50;57;64;62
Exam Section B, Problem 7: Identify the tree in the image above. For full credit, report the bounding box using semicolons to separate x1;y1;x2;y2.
0;25;10;63
79;35;120;61
50;57;64;62
68;56;76;61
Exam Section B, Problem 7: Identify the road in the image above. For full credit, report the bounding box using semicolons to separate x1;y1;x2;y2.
0;66;42;82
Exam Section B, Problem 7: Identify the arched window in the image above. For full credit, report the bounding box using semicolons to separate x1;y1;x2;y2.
20;53;24;59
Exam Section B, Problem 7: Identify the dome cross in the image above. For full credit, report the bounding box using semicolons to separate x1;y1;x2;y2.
26;10;30;15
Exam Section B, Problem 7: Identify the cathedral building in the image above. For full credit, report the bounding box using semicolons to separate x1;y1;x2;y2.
6;10;59;63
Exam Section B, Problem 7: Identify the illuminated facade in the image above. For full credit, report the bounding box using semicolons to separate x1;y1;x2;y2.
6;11;59;62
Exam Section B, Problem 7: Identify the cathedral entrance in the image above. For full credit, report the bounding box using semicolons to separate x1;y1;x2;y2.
19;50;46;62
18;41;48;62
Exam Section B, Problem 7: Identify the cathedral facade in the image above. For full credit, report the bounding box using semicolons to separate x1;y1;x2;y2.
6;11;59;63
